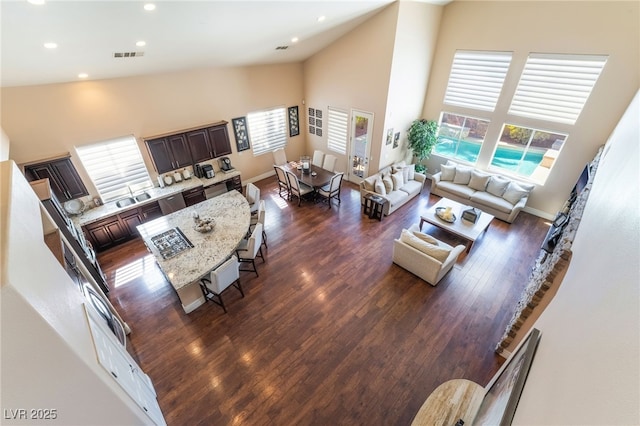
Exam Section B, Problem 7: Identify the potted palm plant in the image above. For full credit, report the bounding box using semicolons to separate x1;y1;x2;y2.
407;119;439;173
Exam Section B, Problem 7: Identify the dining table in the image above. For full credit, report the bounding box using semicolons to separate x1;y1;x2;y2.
282;162;335;189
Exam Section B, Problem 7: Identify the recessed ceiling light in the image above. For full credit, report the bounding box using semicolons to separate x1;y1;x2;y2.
44;42;58;49
27;0;46;5
78;73;89;79
291;37;299;43
317;15;326;22
136;41;146;47
144;3;156;11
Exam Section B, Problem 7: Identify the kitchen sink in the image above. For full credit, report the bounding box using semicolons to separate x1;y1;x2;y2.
115;197;136;208
135;192;152;202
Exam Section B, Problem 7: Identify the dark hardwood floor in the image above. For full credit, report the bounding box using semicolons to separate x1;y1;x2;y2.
98;177;549;425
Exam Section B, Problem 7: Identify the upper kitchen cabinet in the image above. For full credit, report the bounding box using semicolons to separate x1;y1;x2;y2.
146;134;192;175
207;123;232;158
24;156;89;201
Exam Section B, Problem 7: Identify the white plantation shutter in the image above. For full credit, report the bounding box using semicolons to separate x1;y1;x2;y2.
444;50;512;111
509;54;607;125
247;107;287;156
76;135;152;202
327;107;348;154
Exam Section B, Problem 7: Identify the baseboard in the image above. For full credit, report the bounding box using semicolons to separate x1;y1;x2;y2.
244;170;275;185
523;206;555;221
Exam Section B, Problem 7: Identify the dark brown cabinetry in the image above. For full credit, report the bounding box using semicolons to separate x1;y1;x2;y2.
146;122;232;173
24;157;89;201
83;201;162;252
146;134;192;175
183;186;206;207
225;175;242;192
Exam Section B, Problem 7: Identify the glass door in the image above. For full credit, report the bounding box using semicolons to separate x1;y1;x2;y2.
348;109;374;184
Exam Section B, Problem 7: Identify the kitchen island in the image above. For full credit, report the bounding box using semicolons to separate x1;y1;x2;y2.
137;190;250;313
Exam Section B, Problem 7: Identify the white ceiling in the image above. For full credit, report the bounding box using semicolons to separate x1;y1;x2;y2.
0;0;448;88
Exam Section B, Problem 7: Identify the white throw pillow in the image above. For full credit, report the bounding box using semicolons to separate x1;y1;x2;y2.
364;175;377;191
412;230;439;245
400;229;450;262
469;170;491;191
441;164;456;181
486;175;510;197
502;181;531;205
391;173;404;190
453;166;472;185
406;164;416;180
374;178;386;196
402;166;410;183
382;175;394;193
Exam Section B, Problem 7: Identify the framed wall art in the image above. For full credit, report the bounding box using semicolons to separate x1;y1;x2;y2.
393;132;400;149
232;117;250;152
386;128;394;145
288;106;300;137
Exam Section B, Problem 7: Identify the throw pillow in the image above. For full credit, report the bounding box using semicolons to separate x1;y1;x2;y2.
400;229;450;262
469;170;491;191
486;175;510;197
406;164;416;180
402;166;410;183
391;173;404;190
502;181;531;205
453;166;472;185
412;230;439;245
441;164;456;181
382;175;394;193
364;175;377;191
374;178;386;196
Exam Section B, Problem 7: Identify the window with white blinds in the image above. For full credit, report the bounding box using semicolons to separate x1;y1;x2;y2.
443;50;513;112
508;54;608;125
76;135;152;202
247;107;287;156
327;107;349;154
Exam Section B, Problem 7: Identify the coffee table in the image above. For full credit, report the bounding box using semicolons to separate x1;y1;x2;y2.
419;198;494;253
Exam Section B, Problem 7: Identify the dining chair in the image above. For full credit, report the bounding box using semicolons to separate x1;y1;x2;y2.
272;148;287;166
316;172;344;208
322;154;337;172
285;170;314;206
249;199;267;248
273;165;290;199
199;256;244;313
236;223;264;276
312;150;325;168
245;182;260;213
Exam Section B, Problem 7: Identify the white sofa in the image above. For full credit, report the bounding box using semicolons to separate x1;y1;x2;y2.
392;224;465;286
360;161;426;215
430;161;535;223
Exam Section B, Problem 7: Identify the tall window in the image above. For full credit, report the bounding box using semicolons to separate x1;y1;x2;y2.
434;112;490;164
327;107;348;154
490;124;567;181
247;106;287;156
76;135;152;202
509;54;608;125
444;50;512;112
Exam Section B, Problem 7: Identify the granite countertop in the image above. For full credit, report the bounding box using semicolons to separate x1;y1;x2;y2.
136;190;250;290
70;169;241;227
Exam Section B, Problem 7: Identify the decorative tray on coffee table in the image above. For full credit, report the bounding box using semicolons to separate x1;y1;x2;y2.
435;207;456;223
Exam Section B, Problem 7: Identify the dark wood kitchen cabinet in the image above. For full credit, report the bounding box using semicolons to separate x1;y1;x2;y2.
84;215;129;251
183;186;206;207
140;201;162;222
207;124;232;158
146;134;192;174
24;157;89;201
119;209;143;236
186;122;232;163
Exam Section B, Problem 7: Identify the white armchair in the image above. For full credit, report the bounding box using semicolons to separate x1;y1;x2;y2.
392;225;464;286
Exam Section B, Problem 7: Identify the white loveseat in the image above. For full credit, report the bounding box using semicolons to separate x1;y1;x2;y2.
431;161;535;223
360;161;426;215
392;224;465;286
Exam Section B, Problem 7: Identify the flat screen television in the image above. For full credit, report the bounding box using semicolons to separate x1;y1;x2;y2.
572;164;591;199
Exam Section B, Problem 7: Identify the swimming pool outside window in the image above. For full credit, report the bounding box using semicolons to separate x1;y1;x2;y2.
490;124;567;183
434;112;490;164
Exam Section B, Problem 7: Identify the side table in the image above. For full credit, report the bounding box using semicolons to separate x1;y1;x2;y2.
363;193;387;221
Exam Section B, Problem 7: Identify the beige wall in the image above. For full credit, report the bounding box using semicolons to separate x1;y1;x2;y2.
0;127;9;160
1;63;305;196
513;91;639;425
423;1;640;217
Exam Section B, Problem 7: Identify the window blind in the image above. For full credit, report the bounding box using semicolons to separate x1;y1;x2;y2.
247;107;287;156
509;54;608;125
444;50;513;111
327;107;348;154
76;135;152;202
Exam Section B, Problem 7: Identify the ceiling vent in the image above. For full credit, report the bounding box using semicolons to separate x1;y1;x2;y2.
113;51;145;58
275;46;289;50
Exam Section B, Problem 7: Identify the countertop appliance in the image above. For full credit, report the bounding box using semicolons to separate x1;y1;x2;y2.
220;157;235;173
201;164;215;179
